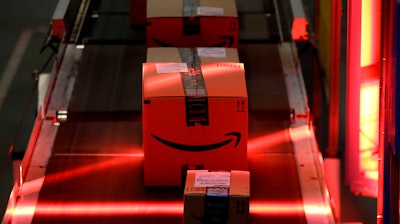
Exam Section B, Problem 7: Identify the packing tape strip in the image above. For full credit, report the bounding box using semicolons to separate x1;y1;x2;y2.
178;48;209;126
182;0;200;17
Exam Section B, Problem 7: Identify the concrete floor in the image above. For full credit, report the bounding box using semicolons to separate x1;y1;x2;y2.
0;1;378;223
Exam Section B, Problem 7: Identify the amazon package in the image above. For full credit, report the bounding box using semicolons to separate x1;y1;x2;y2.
184;170;250;224
146;0;239;48
142;53;247;186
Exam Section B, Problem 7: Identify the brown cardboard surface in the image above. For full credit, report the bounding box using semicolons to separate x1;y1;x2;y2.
229;170;251;196
142;63;247;98
147;47;240;63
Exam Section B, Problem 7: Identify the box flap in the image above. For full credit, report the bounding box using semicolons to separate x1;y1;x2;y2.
142;63;185;98
229;170;250;196
147;0;237;18
142;62;247;98
147;0;182;18
202;63;247;97
147;48;183;62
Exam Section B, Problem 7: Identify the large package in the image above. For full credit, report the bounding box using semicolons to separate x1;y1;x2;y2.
142;49;247;186
146;0;239;48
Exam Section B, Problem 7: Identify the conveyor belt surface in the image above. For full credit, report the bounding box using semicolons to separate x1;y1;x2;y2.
31;120;305;224
68;45;145;112
29;43;307;223
240;44;291;120
68;44;291;118
249;154;307;223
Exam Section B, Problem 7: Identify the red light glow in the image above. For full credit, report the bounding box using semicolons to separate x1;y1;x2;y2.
247;130;289;154
360;0;381;67
358;0;381;182
44;154;143;184
292;18;309;41
359;78;379;180
143;71;183;95
250;201;304;215
12;201;183;218
250;201;331;216
289;125;311;141
346;0;381;195
11;200;331;218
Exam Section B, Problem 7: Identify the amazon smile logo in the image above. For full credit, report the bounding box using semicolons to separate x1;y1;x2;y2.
151;132;241;152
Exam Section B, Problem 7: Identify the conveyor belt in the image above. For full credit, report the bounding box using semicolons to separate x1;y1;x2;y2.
3;0;335;223
30;44;307;223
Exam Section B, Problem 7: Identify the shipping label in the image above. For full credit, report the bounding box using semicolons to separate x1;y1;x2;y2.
156;63;188;73
197;47;227;58
194;172;231;187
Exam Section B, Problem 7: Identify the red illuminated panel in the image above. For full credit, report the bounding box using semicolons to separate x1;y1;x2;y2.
360;0;381;67
358;0;381;183
359;78;379;181
346;0;381;196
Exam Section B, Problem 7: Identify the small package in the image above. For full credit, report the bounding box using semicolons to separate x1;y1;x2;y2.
184;170;250;224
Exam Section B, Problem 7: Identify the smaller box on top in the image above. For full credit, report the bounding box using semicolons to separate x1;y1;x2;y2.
146;0;239;48
184;170;250;224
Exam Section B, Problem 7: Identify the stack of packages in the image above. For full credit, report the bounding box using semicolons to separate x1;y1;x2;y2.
142;0;250;223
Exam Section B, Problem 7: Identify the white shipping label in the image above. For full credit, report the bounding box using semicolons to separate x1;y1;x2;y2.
156;63;188;74
194;172;231;187
197;6;224;16
197;48;227;58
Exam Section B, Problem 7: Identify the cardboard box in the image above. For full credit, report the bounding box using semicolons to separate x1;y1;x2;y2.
146;0;239;48
142;60;247;186
184;170;250;224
